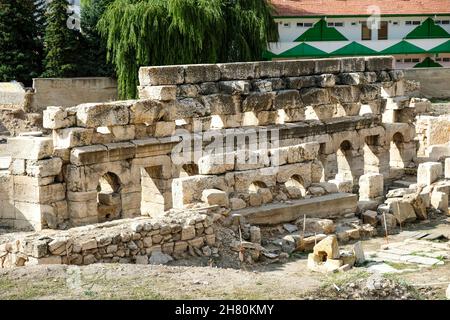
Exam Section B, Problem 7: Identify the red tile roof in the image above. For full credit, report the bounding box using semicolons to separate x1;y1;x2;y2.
270;0;450;17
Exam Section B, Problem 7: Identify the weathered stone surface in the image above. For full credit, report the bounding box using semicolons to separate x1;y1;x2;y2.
201;189;229;207
417;162;442;186
184;64;221;83
431;191;448;212
8;136;53;160
362;210;378;226
230;198;246;210
139;66;184;86
43;106;76;129
359;173;383;201
389;199;416;224
26;158;63;178
313;235;340;260
149;251;173;265
139;85;176;101
242;92;275;112
54;127;94;149
76;101;132;128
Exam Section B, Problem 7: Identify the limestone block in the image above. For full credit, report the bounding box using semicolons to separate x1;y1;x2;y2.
177;84;200;97
242;92;275;112
338;73;362;85
14;181;65;204
300;88;330;105
70;145;108;166
359;173;383;201
287;142;320;163
7;136;53;160
139;65;184;86
328;179;352;193
217;62;257;80
314;59;340;74
104;142;136;162
184;64;220;83
68;200;97;219
316;74;336;87
230;198;246;210
13;202;52;230
445;158;450;179
329;85;360;103
285;76;317;89
139;85;176;101
218;81;250;95
198;153;235;175
154;121;176;137
313;235;340;260
276;162;312;187
10;159;25;175
76;101;132;128
162;98;209;121
362;210;378;226
403;193;427;220
172;175;228;208
417;162;442;186
201;94;241;115
201;189;229;207
389;199;416;224
431;191;448;212
26;158;63;177
130;99;164;125
43;106;76;129
273;90;303;110
235;150;270;171
340;57;365;73
53;127;93;149
364;56;394;71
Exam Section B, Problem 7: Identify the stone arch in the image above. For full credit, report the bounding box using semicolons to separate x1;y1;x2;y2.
390;132;406;176
284;174;306;199
336;140;354;182
97;172;123;223
248;181;272;207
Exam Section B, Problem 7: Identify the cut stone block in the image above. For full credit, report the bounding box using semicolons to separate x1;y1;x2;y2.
76;101;132;128
43;106;76;129
139;85;176;101
26;158;63;178
139;65;185;86
417;162;442;186
7;136;53;160
201;189;229;207
431;191;448;212
54;127;94;149
359;173;384;201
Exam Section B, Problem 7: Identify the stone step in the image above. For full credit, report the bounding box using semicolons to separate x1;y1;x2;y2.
236;193;358;225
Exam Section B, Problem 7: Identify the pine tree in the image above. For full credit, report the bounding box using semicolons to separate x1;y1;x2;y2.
98;0;278;99
0;0;43;85
79;0;114;77
42;0;81;78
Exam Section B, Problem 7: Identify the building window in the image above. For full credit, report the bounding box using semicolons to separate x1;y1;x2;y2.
442;20;450;25
406;21;421;25
328;22;345;27
351;22;357;26
436;58;442;62
444;58;450;62
283;22;290;28
361;22;372;40
297;22;304;27
396;59;402;63
404;58;412;63
304;22;313;27
393;21;399;25
412;58;420;63
378;21;388;40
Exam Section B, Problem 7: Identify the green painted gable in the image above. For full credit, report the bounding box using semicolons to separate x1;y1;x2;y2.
295;19;348;42
279;42;328;57
331;42;377;56
429;40;450;53
413;57;443;68
405;18;450;39
381;40;427;54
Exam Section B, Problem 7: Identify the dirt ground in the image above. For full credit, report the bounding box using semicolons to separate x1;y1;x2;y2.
1;217;449;300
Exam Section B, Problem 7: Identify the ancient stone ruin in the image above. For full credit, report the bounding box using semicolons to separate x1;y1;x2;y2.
1;56;448;269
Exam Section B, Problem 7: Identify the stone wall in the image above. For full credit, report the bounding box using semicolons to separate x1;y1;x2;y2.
0;78;118;113
404;68;450;99
0;56;419;231
0;209;216;268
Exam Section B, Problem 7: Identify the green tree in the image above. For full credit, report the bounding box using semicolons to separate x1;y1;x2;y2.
42;0;82;78
79;0;114;76
0;0;43;85
99;0;278;99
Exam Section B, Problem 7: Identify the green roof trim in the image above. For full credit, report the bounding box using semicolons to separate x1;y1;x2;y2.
278;42;328;57
262;50;278;60
275;14;450;19
429;40;450;53
405;17;450;39
295;18;348;42
331;41;378;56
413;57;443;68
380;40;427;54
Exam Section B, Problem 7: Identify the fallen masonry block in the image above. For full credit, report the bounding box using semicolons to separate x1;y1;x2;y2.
417;162;442;186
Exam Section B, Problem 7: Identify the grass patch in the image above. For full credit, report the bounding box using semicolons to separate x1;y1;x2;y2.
384;261;418;270
320;269;370;290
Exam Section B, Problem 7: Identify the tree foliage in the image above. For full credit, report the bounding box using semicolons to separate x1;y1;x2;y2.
98;0;278;99
79;0;115;76
42;0;82;78
0;0;43;85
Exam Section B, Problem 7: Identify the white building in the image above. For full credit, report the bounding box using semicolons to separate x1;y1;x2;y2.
267;0;450;68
